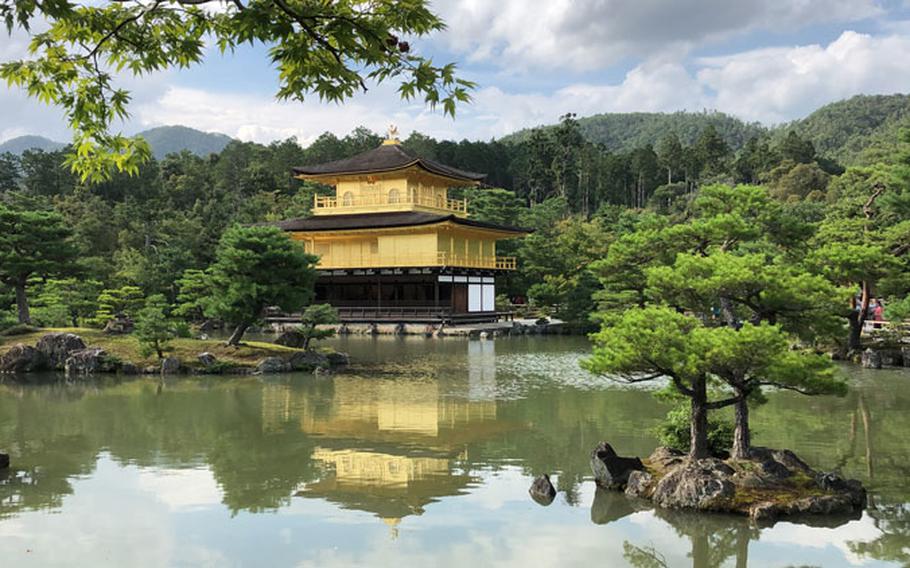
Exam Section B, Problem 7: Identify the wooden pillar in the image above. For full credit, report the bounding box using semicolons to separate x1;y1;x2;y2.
434;276;440;310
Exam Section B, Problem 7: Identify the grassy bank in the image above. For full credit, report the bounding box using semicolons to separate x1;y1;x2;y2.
0;327;300;370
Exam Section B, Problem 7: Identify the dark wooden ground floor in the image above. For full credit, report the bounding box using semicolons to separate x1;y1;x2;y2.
276;267;509;324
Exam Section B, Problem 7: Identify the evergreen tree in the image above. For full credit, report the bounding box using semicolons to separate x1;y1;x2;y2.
296;304;339;350
135;294;175;359
204;225;318;345
656;133;685;185
0;204;78;324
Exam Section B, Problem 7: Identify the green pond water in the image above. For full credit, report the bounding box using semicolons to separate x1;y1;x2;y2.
0;335;908;567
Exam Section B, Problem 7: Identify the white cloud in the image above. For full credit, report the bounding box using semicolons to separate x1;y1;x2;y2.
433;0;883;72
136;467;223;511
134;84;466;145
130;61;709;144
3;6;910;145
698;30;910;123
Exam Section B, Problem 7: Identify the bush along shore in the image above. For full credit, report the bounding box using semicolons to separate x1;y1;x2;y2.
575;442;865;524
0;329;348;377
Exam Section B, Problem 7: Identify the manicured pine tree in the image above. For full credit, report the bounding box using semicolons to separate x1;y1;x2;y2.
204;225;318;346
135;294;174;359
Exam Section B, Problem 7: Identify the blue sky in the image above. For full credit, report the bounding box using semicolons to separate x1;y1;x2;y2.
3;0;910;146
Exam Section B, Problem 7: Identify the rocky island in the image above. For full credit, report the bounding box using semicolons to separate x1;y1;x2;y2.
590;442;866;523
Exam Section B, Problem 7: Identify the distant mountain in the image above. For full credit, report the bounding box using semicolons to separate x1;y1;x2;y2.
0;126;234;159
783;94;910;166
0;135;66;154
137;125;234;159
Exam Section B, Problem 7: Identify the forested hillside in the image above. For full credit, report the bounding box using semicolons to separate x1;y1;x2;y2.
506;110;766;154
0;135;65;154
138;125;234;159
504;94;910;167
784;94;910;166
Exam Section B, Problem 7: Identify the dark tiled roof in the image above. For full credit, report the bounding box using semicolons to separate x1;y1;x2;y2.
276;211;529;234
292;144;485;183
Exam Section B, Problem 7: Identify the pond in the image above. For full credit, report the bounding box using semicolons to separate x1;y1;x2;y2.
0;335;907;567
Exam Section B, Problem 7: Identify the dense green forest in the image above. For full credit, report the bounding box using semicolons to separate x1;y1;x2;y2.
1;93;909;345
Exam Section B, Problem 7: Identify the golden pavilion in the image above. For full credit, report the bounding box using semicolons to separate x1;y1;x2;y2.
277;126;528;323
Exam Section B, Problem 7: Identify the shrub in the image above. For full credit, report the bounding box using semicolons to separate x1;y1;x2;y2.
653;403;735;458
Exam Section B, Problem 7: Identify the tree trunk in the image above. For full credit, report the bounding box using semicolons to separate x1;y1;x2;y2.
719;296;738;329
848;281;871;351
732;395;751;460
226;321;250;346
847;315;863;351
690;376;709;459
15;280;31;325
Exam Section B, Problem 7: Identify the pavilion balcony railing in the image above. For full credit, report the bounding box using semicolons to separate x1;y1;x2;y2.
314;251;517;270
313;193;467;215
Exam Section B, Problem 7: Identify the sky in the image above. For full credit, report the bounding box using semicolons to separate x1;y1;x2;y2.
3;0;910;147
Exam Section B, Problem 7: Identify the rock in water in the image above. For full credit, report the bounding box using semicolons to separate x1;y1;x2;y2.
197;352;218;368
161;356;181;375
529;474;557;506
274;330;306;348
325;351;349;367
256;357;291;374
0;344;43;373
64;348;109;376
624;470;654;498
651;458;736;510
590;442;645;489
0;453;9;469
287;351;328;371
36;333;86;369
862;349;882;369
880;349;903;367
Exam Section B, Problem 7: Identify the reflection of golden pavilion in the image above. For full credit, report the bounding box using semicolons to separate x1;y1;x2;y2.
310;448;449;489
260;375;520;523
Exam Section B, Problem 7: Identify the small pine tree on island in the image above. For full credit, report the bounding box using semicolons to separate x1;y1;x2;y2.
586;184;849;460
